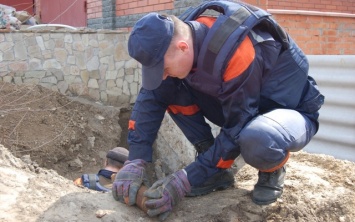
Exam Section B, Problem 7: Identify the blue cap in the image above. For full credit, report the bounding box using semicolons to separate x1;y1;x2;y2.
128;13;174;90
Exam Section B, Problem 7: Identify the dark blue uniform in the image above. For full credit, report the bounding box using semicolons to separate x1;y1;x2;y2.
127;2;324;186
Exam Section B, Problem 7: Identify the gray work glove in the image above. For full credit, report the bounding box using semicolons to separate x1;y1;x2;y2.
112;159;149;205
144;170;191;221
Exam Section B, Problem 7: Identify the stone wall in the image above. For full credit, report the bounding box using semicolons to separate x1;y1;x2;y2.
0;29;141;107
155;113;245;178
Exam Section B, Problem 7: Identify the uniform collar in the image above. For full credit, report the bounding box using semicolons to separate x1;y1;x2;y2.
185;21;209;69
98;169;116;179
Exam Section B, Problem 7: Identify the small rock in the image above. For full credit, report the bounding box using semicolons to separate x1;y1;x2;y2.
68;158;83;169
95;114;105;120
95;210;107;218
21;155;32;164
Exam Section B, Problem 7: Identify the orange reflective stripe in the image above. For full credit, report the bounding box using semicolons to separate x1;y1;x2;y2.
223;36;255;82
196;16;216;28
216;157;234;169
167;105;200;115
196;16;255;82
128;120;135;130
260;151;290;173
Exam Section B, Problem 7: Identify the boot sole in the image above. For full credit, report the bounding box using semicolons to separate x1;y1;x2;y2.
252;197;277;205
252;190;283;205
186;180;235;197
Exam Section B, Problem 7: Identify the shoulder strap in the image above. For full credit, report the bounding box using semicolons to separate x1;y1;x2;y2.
81;174;111;192
81;174;99;190
180;1;289;76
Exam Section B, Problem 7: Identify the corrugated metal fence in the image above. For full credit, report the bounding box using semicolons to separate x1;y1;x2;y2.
304;55;355;162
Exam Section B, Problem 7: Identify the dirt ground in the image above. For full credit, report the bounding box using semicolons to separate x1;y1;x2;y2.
0;82;354;222
0;82;129;180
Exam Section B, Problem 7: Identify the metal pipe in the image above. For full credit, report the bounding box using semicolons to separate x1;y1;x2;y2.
26;24;77;30
123;185;149;213
135;186;149;213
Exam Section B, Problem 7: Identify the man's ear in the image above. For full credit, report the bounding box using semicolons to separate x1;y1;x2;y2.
177;41;189;52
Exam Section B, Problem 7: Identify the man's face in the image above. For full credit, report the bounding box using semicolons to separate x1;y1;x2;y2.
162;40;193;80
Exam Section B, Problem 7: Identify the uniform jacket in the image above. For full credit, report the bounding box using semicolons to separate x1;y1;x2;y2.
127;1;324;186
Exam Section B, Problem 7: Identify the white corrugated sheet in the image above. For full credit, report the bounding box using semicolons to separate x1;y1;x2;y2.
305;55;355;162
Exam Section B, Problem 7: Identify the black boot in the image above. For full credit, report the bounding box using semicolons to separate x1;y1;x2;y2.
252;166;286;205
194;138;215;154
186;169;235;197
187;139;235;197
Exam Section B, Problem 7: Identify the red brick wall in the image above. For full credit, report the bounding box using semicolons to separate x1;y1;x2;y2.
273;14;354;54
268;0;355;14
243;0;268;9
265;0;355;54
85;0;355;55
87;0;102;19
116;0;174;16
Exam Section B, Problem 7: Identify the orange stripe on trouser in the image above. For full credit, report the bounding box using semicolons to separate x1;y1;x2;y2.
260;151;290;172
216;151;290;170
128;120;135;130
216;158;234;169
167;104;200;115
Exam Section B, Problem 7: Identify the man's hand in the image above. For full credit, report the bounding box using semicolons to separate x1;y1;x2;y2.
144;170;191;221
112;159;149;206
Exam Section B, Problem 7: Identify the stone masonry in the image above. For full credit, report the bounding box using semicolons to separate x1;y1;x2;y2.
0;29;140;107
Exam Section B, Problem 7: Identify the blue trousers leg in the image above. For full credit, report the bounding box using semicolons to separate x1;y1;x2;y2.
239;109;317;171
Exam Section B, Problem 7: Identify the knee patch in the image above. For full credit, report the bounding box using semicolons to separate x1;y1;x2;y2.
239;116;288;170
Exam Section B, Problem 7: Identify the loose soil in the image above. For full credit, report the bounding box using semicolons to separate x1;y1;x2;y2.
0;82;354;222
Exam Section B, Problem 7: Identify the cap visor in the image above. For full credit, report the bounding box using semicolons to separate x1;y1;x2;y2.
142;59;164;90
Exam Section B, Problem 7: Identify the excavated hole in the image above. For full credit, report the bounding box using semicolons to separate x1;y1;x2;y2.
0;83;159;182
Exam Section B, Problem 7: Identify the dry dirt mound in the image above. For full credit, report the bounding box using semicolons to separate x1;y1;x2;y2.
0;82;354;222
1;144;354;222
0;82;126;180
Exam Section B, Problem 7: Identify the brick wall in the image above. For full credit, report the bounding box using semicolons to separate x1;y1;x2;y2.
87;0;103;19
268;0;355;14
243;0;267;9
86;0;355;55
116;0;174;16
273;14;354;54
87;0;116;29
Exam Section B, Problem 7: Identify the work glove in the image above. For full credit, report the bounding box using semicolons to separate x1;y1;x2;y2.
144;170;191;221
112;159;149;206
